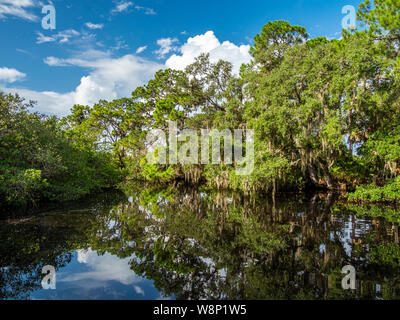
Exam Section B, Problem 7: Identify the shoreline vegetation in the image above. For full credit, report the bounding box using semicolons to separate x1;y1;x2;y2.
2;0;400;210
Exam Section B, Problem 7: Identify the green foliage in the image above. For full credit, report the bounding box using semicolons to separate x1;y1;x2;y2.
347;176;400;202
251;20;308;72
5;0;400;206
0;92;122;207
140;158;176;183
0;169;48;205
332;202;400;223
358;0;400;36
370;242;400;268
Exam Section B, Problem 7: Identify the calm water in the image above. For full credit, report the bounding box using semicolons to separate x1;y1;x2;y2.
1;186;399;300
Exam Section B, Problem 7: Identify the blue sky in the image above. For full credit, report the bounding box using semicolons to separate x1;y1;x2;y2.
0;0;364;115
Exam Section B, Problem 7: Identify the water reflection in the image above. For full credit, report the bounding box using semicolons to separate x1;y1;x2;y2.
0;186;399;300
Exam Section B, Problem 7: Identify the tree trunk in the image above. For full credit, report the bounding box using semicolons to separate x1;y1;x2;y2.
118;147;126;168
307;164;320;187
321;163;334;190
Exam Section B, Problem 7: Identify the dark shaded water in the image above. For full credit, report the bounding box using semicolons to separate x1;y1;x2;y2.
1;185;400;300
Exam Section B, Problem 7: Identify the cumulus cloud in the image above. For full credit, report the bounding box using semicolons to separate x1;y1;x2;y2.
0;0;38;21
4;31;251;116
3;53;162;116
3;87;76;115
135;45;147;54
0;67;26;83
155;37;179;59
166;31;251;75
85;22;104;30
72;54;162;106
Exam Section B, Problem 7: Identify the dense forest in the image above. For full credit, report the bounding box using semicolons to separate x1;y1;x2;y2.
2;0;400;207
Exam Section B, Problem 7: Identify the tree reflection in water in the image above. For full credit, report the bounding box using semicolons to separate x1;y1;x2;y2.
0;186;399;300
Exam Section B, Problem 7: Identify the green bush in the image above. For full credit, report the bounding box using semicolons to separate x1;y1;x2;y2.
347;177;400;202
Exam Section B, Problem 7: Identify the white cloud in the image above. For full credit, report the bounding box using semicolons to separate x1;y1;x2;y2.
155;37;179;59
4;31;251;116
111;1;133;13
44;49;112;66
85;22;104;30
166;31;251;75
113;38;129;51
3;52;162;116
16;48;31;55
36;32;55;44
2;87;76;115
0;67;26;83
60;249;141;286
134;5;156;15
36;29;80;44
111;2;156;15
43;56;68;66
136;45;147;54
0;0;38;21
134;285;145;296
73;55;161;105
